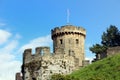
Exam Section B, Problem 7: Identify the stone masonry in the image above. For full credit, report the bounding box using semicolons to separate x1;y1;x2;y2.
107;46;120;56
92;46;120;62
21;25;87;80
16;73;22;80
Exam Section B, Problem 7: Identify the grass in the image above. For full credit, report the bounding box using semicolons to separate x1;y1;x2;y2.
70;54;120;80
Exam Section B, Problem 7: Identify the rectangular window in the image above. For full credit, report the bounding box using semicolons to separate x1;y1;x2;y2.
60;39;63;44
76;39;79;44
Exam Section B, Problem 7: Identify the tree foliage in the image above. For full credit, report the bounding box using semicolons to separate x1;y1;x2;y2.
89;44;107;54
101;25;120;47
90;25;120;54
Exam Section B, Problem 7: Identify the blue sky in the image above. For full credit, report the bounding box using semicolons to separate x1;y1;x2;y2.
0;0;120;80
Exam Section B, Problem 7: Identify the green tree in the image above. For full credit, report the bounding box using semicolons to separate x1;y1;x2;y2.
89;44;107;54
101;25;120;47
90;25;120;56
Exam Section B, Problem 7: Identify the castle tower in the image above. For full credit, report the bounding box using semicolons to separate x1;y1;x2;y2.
51;25;86;66
21;25;87;80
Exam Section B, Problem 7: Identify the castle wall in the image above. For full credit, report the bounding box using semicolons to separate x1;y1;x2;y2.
107;46;120;56
23;49;76;80
93;46;120;62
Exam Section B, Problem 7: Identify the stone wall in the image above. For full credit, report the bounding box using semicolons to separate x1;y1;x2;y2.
22;48;78;80
107;46;120;56
16;73;22;80
92;46;120;62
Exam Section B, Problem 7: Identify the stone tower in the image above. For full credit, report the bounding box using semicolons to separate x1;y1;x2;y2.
51;25;86;66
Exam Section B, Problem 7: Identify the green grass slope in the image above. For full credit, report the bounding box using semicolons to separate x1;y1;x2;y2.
71;54;120;80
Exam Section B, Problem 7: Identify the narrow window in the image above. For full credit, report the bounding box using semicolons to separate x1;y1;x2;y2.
69;50;71;56
60;39;63;44
76;39;79;44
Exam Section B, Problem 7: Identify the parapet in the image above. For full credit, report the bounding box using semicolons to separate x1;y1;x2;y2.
36;46;50;56
51;25;86;39
23;46;51;63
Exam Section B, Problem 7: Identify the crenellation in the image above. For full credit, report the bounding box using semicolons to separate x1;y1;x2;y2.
78;26;85;31
42;47;50;56
35;47;41;55
24;48;32;56
23;47;51;64
23;49;32;64
51;25;86;40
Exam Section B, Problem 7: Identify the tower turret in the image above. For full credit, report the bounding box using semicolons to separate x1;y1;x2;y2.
51;25;86;66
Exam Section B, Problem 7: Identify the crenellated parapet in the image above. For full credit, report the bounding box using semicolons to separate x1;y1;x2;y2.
23;47;51;64
51;25;86;39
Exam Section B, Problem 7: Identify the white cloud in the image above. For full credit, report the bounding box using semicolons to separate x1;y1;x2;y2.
85;43;95;63
0;40;18;53
85;57;95;63
18;35;52;53
0;29;22;80
0;29;12;45
0;60;21;80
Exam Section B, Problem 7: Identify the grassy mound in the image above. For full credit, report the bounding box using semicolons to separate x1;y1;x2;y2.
71;54;120;80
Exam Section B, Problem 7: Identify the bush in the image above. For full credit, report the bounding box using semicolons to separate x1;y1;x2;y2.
50;74;79;80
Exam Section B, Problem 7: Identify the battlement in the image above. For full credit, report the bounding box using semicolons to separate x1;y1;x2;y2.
23;46;50;63
51;25;86;39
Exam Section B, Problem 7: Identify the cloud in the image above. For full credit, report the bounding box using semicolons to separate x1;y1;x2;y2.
0;29;12;45
0;29;22;80
18;35;52;53
85;57;95;63
85;43;95;63
0;58;21;80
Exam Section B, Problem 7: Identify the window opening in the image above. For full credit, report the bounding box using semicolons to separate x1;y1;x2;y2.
60;39;63;44
76;39;79;44
32;78;36;80
69;50;71;56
